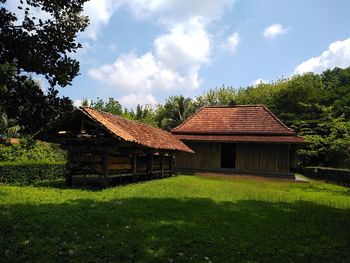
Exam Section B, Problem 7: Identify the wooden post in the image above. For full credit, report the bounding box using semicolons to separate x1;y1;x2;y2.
160;153;165;179
147;154;154;179
132;153;137;182
80;115;84;133
169;154;174;176
65;151;73;186
102;152;110;187
83;172;87;187
287;144;291;172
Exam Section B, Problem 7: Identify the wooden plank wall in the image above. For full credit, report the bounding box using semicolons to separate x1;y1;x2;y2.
175;142;220;169
236;143;290;173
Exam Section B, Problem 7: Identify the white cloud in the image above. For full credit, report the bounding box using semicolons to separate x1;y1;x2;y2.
294;38;350;75
154;17;210;69
119;93;157;109
81;0;235;40
221;31;240;53
127;0;235;23
253;78;267;85
87;0;236;104
73;100;82;107
263;23;287;39
88;18;209;94
83;0;123;40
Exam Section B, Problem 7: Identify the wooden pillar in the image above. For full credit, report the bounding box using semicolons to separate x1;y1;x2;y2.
147;153;153;177
149;154;154;178
160;153;165;178
65;150;73;186
80;115;84;133
287;144;291;172
102;152;110;187
169;154;174;176
132;153;137;182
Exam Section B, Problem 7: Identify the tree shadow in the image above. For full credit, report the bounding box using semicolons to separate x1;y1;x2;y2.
1;198;350;262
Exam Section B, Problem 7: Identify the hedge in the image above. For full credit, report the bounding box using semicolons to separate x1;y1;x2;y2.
301;166;350;187
0;161;65;185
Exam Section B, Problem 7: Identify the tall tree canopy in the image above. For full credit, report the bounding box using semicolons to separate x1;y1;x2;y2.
0;0;89;136
0;0;89;87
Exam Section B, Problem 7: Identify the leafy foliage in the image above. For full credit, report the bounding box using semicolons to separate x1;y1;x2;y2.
156;95;196;130
0;75;74;135
0;161;65;184
0;0;89;87
0;0;87;135
90;97;123;115
0;138;65;162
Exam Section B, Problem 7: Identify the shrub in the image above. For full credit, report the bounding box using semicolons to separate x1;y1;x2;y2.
301;166;350;186
0;138;65;162
0;161;65;184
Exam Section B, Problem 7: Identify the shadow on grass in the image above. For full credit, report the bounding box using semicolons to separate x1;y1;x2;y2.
1;198;350;263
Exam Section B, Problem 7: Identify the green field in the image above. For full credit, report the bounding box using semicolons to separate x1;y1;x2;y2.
1;175;350;262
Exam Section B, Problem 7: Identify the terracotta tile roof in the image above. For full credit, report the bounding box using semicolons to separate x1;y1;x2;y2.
172;105;295;135
81;107;193;153
171;105;304;143
174;134;305;144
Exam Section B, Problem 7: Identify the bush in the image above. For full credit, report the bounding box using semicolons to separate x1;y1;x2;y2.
0;161;65;184
301;166;350;186
0;138;65;162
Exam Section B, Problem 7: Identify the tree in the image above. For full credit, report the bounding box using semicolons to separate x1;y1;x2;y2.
0;1;88;135
91;98;123;116
129;104;157;127
195;86;237;107
272;73;326;125
156;96;195;130
321;67;350;119
0;77;74;134
0;0;89;87
296;105;350;167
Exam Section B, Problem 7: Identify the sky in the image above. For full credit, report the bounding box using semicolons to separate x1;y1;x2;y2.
8;0;350;108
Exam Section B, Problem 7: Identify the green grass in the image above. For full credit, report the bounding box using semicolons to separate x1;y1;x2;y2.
1;175;350;262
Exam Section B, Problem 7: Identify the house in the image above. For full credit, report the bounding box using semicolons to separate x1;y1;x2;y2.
35;107;193;186
171;105;304;177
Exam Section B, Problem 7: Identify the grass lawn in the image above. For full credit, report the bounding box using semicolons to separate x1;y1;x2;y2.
1;175;350;262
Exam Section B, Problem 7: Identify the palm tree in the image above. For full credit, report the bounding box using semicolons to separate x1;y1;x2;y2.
158;95;195;130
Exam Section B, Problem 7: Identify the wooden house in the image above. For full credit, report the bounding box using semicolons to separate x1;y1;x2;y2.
36;107;193;186
171;105;304;178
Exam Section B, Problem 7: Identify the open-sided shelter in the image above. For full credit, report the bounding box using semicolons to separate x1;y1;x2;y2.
36;107;193;186
171;105;304;177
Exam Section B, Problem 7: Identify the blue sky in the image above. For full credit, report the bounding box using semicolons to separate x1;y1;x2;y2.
8;0;350;108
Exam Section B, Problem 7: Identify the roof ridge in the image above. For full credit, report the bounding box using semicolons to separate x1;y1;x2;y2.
202;104;266;108
260;105;295;133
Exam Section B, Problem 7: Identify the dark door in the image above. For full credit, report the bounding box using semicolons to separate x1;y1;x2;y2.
221;143;236;168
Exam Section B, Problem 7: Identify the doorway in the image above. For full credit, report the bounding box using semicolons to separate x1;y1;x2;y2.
220;143;236;168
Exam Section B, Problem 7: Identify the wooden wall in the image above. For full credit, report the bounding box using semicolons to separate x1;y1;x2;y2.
175;142;221;169
236;143;290;173
175;141;291;173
